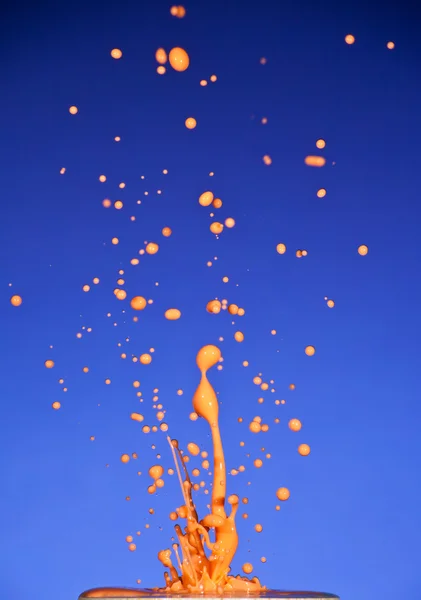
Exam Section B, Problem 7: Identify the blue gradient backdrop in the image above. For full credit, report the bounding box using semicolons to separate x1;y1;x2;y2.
1;1;421;599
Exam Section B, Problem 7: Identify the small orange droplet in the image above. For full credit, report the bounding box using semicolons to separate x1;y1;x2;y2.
305;345;316;356
210;222;223;234
157;65;166;75
130;296;147;310
242;563;253;574
155;48;167;64
140;353;152;365
345;34;355;45
298;443;311;456
316;139;326;149
317;188;327;198
162;226;172;237
263;155;272;165
276;487;290;501
185;117;197;129
234;331;244;343
146;242;159;255
121;454;130;463
358;244;369;256
69;106;78;115
52;401;61;410
276;243;286;254
387;41;395;50
289;419;302;431
45;360;55;369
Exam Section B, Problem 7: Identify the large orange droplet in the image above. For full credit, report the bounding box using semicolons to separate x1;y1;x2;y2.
45;360;55;369
140;353;152;365
111;48;122;59
288;419;302;431
165;308;181;320
169;47;190;72
345;34;355;45
305;345;315;356
130;296;147;310
146;242;159;255
10;295;22;307
69;106;78;115
185;117;197;129
199;191;214;206
276;487;290;501
298;443;311;456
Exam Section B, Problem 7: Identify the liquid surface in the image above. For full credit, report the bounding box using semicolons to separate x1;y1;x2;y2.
79;588;339;599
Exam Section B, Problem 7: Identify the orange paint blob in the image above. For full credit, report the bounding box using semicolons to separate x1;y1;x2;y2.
169;47;190;71
52;401;61;410
140;354;152;365
130;296;147;310
289;419;302;432
165;308;181;320
162;227;172;237
316;139;326;149
276;487;290;501
234;331;244;343
327;299;335;308
276;243;286;254
358;244;369;256
298;444;311;456
10;295;22;307
305;155;326;167
121;454;130;464
45;360;55;369
317;188;327;198
69;106;78;115
199;191;214;206
111;48;122;59
305;345;316;356
345;34;355;45
146;242;159;255
210;222;223;234
185;117;197;129
155;48;167;64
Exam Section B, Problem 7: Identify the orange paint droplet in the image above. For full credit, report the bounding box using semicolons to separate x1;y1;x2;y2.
261;557;267;563
263;155;272;165
128;543;136;552
146;242;159;255
185;117;197;129
288;419;302;432
149;465;164;480
155;48;167;64
69;106;78;115
225;217;235;228
169;47;190;72
52;401;61;410
199;191;214;206
210;221;224;234
305;345;316;356
157;65;166;75
10;295;22;307
115;289;127;300
121;454;130;463
242;563;253;574
237;307;245;316
170;5;186;18
234;331;244;343
111;237;119;245
200;79;208;86
187;442;200;456
169;511;178;521
111;48;122;59
316;139;326;149
276;487;290;501
60;167;66;174
254;459;263;468
276;243;286;254
317;188;327;198
206;299;222;314
99;175;106;182
228;304;238;315
45;360;55;369
126;535;133;543
387;41;395;50
358;244;369;256
345;34;355;45
130;413;144;423
114;136;121;142
255;524;263;532
165;308;181;320
298;443;311;456
140;353;152;365
162;227;172;237
249;421;261;433
130;296;147;311
305;155;326;167
327;299;335;308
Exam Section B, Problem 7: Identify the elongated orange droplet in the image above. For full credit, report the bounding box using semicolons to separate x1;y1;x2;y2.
155;48;167;64
276;243;286;254
305;155;326;167
199;191;214;206
234;331;244;342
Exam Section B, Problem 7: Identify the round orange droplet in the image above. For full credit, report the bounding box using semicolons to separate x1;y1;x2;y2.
128;543;136;551
305;345;315;356
111;237;119;245
121;454;130;463
187;442;200;456
111;48;122;59
225;217;235;228
140;353;152;365
185;117;197;129
206;299;221;314
131;296;146;311
155;48;167;64
358;244;368;256
387;41;395;50
298;443;311;456
99;175;106;182
126;535;133;543
199;191;214;206
169;47;190;72
169;511;178;521
212;198;222;208
146;242;159;255
45;360;55;369
165;308;181;320
69;106;78;115
276;243;286;254
114;201;123;209
200;79;207;86
242;563;253;575
52;401;61;410
228;304;238;315
254;459;263;468
162;227;172;237
10;295;22;307
305;155;326;167
115;289;127;300
345;34;355;45
317;188;327;198
249;421;261;433
157;66;166;75
255;524;263;532
289;419;302;431
327;299;335;308
316;139;326;149
276;487;290;501
234;331;244;343
210;222;223;234
263;155;272;165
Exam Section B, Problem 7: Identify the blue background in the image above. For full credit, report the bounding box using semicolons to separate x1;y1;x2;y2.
1;0;421;599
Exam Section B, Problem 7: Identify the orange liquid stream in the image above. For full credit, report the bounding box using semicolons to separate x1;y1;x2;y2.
81;345;264;597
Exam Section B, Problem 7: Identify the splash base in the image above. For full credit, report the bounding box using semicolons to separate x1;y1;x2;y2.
78;589;339;600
